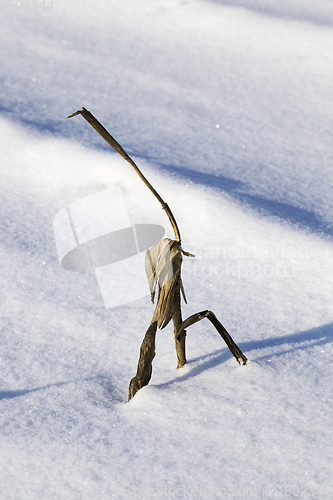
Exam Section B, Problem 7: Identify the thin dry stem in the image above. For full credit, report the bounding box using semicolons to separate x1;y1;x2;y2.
68;108;181;242
176;310;247;365
172;277;186;368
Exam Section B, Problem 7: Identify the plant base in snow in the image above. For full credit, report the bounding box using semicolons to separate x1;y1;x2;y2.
128;237;247;400
128;320;158;400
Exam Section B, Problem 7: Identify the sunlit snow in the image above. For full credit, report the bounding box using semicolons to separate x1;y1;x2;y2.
1;0;333;498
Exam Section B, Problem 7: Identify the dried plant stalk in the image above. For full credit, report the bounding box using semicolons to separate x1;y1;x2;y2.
68;108;247;402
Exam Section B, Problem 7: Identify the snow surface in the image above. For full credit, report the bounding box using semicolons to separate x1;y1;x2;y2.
1;0;333;498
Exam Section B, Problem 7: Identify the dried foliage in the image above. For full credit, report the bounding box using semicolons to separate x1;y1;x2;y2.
145;238;187;329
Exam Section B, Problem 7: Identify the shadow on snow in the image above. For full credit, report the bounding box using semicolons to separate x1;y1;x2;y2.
2;324;331;400
160;321;333;387
0;376;125;403
1;107;332;238
153;161;333;238
206;0;333;27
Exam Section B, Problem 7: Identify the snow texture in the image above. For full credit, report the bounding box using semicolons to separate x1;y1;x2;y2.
1;0;333;498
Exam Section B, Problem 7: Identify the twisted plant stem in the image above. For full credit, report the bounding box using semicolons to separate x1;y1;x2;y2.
128;320;158;400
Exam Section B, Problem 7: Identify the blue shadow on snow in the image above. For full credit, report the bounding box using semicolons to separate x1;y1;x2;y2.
160;321;333;386
1;107;332;238
0;375;123;402
151;161;333;238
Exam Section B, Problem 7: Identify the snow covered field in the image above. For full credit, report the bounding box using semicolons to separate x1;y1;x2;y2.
1;0;333;498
